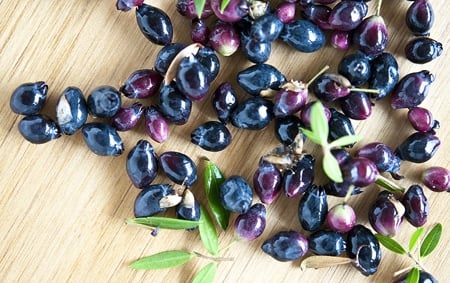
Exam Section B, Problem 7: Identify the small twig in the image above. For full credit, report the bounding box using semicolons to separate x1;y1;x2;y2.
193;251;234;262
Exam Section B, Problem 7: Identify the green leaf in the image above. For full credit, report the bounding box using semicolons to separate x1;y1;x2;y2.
375;234;407;255
409;227;425;252
405;267;420;283
194;0;206;18
192;263;217;283
420;223;442;258
204;160;230;230
328;135;362;148
199;206;219;255
300;127;323;145
220;0;231;12
126;217;200;230
309;101;329;146
322;151;343;183
130;250;194;270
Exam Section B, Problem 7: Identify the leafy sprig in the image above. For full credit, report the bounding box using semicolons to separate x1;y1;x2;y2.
194;0;231;17
375;223;442;283
300;101;361;183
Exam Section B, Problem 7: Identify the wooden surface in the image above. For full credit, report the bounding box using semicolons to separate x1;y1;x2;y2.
1;1;449;282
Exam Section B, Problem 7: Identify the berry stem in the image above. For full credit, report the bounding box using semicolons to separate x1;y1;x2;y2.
193;251;234;262
375;175;405;193
376;0;383;16
343;185;356;204
350;88;380;94
307;65;330;86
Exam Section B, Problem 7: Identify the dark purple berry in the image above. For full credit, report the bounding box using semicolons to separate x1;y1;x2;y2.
56;87;88;135
261;231;308;261
126;140;158;188
390;70;434;109
195;46;221;81
158;82;192;125
342;157;379;187
346;224;381;276
81;122;124;156
324;181;363;197
116;0;144;12
407;107;440;133
18;114;61;144
154;43;186;75
234;203;266;241
330;30;351;50
280;19;326;52
136;4;173;45
191;121;232;151
144;106;169;143
368;52;399;100
340;92;372;120
395;132;440;163
355;142;402;176
120;69;163;99
176;189;201;224
298;185;328;231
368;191;405;237
308;230;346;256
405;37;443;64
219;176;253;213
111;102;144;131
338;52;371;87
230;97;273;130
209;20;240;56
10;81;48;115
402;184;429;227
240;33;271;64
283;154;315;198
328;0;367;31
353;15;388;56
422;166;449;192
328;108;356;146
210;0;248;22
253;159;282;204
300;101;331;127
134;184;175;217
275;2;296;23
395;270;438;283
406;0;434;36
159;151;198;187
212;82;238;124
176;0;213;19
273;81;308;117
274;115;302;146
250;13;284;42
301;4;332;30
176;55;210;101
312;73;352;102
191;18;210;45
326;203;356;233
237;63;286;96
87;86;121;118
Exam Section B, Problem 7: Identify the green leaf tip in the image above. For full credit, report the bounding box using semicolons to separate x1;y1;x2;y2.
420;223;442;258
199;206;219;256
375;234;407;255
129;250;194;270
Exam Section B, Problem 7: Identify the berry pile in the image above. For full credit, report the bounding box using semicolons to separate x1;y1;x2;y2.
8;0;448;282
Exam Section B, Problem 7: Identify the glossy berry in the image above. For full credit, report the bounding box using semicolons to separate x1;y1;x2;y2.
395;270;438;283
326;203;356;233
126;140;158;188
81;123;124;156
368;52;399;100
407;107;439;133
56;87;88;135
342;157;379;187
136;4;173;45
402;185;429;227
368;191;405;237
176;189;201;224
274;115;302;146
280;19;326;52
261;231;308;261
301;4;332;30
330;30;351;50
230;97;273;130
176;0;213;19
134;184;175;217
159;151;198;187
234;203;267;241
340;92;372;120
308;230;346;256
237;63;286;96
273;81;308;117
353;15;388;56
250;13;284;42
406;0;434;36
111;102;144;131
312;73;352;102
240;33;271;64
253;159;282;204
116;0;144;12
210;0;248;22
10;81;48;115
219;176;253;214
300;101;331;127
209;20;240;56
324;181;363;197
18;114;61;144
191;121;232;151
298;185;328;231
191;18;209;45
195;46;221;81
176;55;210;101
212;82;238;124
422;166;450;192
395;132;440;163
154;43;186;75
283;154;315;198
144;106;169;143
338;52;371;87
405;37;443;64
328;0;367;31
331;149;351;167
328;108;356;146
347;224;381;276
275;2;296;23
120;69;163;99
87;86;121;118
390;70;434;109
355;142;401;175
158;82;192;125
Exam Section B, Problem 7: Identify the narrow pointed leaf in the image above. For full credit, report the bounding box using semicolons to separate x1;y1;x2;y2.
309;101;329;145
323;151;343;183
420;223;442;258
405;267;420;283
130;250;194;270
192;263;217;283
194;0;206;18
126;217;200;230
328;135;362;148
220;0;231;12
300;127;323;145
375;234;407;255
199;206;219;255
204;160;230;230
408;227;425;252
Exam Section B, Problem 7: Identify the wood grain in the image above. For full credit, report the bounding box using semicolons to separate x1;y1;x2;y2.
0;1;449;282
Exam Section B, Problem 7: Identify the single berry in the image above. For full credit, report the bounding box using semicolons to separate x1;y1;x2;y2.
81;123;124;156
234;203;267;241
126;140;159;188
326;203;356;233
18;114;61;144
422;166;450;192
261;231;308;261
219;176;253;213
55;87;88;135
159;151;198;187
10;81;48;115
